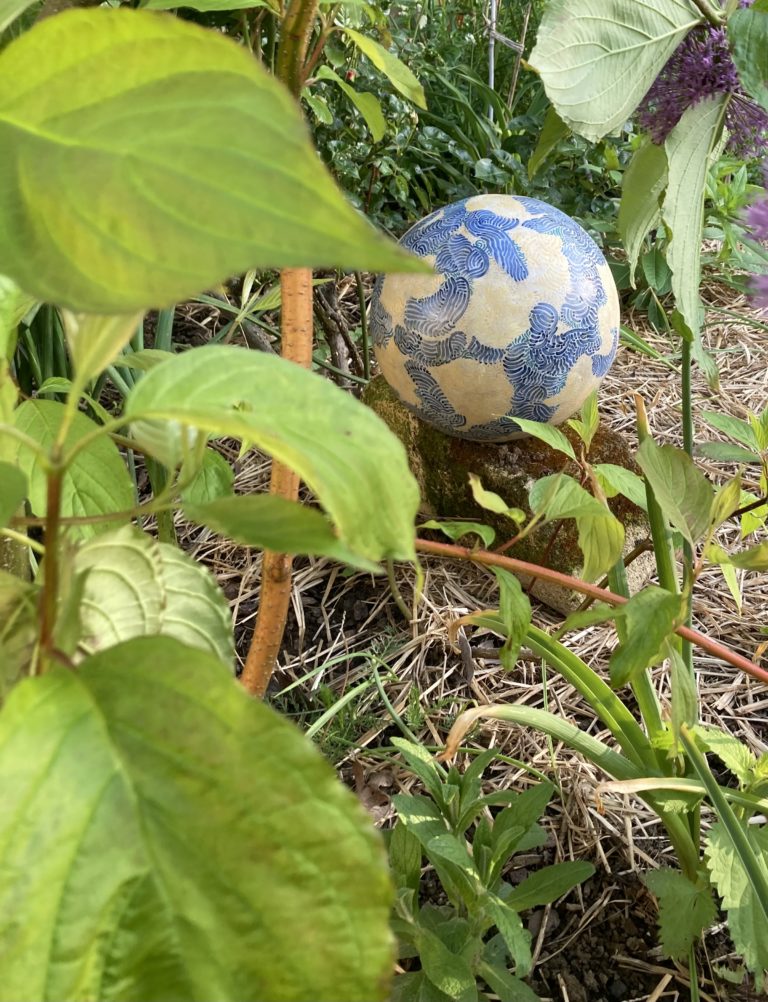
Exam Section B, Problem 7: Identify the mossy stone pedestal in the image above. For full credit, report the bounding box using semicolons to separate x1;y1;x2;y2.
364;376;653;613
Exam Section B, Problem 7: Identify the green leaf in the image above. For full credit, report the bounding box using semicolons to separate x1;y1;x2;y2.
392;740;447;807
468;473;524;522
483;895;532;976
478;962;540;1002
315;65;386;142
592;463;648;511
697;441;761;464
695;726;756;787
0;0;36;32
389;820;422;894
710;475;743;529
511;417;576;460
0;9;423;313
568;391;599;452
344;28;426;109
609;586;684;687
527;104;570;178
0;570;37;693
706;822;768;991
0;273;35;360
74;525;235;667
668;641;697;742
391;971;453;1002
618;139;668;284
644;869;716;959
185;494;380;572
144;0;278;9
125;345;419;564
419;519;496;548
636;438;713;546
0;637;393;1001
180;447;234;505
710;539;768;571
662;95;728;335
0;461;26;528
11;400;134;540
491;568;531;670
412;922;476;1001
729;5;768;111
62;311;144;387
504;861;594;912
529;474;624;581
701;410;760;451
529;0;700;141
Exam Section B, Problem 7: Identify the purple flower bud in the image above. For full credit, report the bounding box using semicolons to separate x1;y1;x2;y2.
638;20;768;159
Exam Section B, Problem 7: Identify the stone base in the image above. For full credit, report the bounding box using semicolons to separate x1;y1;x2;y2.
363;377;654;613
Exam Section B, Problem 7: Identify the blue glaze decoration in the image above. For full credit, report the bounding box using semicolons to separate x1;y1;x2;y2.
371;196;619;441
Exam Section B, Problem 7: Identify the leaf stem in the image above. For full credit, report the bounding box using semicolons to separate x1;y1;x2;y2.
0;527;44;556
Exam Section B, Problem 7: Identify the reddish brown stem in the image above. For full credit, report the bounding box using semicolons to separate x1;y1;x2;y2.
241;268;314;697
415;537;768;686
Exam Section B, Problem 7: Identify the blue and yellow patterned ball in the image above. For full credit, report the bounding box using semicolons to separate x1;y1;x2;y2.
370;195;620;441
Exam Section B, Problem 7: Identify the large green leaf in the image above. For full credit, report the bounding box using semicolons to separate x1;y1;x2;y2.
729;4;768;111
662;95;728;335
0;637;394;1001
636;438;713;546
0;9;423;312
74;526;235;666
11;400;134;539
125;345;419;563
529;0;701;141
618;139;668;284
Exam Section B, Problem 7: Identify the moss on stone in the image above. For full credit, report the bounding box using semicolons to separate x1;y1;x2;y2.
363;376;653;611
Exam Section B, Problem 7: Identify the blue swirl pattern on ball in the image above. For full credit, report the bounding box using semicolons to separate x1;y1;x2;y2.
371;196;619;441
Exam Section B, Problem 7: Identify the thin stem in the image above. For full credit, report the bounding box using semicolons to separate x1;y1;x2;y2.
355;271;371;382
635;395;679;596
688;0;725;26
414;537;768;686
680;341;695;676
38;464;63;658
386;559;412;620
0;527;45;556
276;0;320;95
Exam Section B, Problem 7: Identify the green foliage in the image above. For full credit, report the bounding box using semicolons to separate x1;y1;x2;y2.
0;9;422;312
644;869;717;959
0;638;393;1001
389;742;593;1001
729;3;768;111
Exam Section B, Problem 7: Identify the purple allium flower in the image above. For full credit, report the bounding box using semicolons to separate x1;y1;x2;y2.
638;22;768;159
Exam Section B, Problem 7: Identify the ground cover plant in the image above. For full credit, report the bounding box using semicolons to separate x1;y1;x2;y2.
0;0;767;1000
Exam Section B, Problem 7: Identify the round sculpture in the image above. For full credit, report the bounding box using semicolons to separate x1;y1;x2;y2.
370;194;620;441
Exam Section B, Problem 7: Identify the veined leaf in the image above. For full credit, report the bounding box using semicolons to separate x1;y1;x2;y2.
11;399;134;540
529;0;701;141
344;28;426;109
663;95;728;335
0;637;394;1001
504;861;594;912
618;139;668;284
644;869;716;959
609;586;684;687
125;345;419;564
701;410;760;452
74;525;235;667
637;438;713;546
0;10;423;312
468;473;525;522
419;519;496;548
0;570;37;693
180;447;234;505
593;463;648;511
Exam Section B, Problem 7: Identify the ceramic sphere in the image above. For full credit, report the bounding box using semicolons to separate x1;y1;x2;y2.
370;194;620;441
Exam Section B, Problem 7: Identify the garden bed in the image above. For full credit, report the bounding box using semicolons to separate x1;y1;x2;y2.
176;283;767;1001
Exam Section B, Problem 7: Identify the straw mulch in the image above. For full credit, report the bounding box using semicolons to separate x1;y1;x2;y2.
178;282;767;1001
